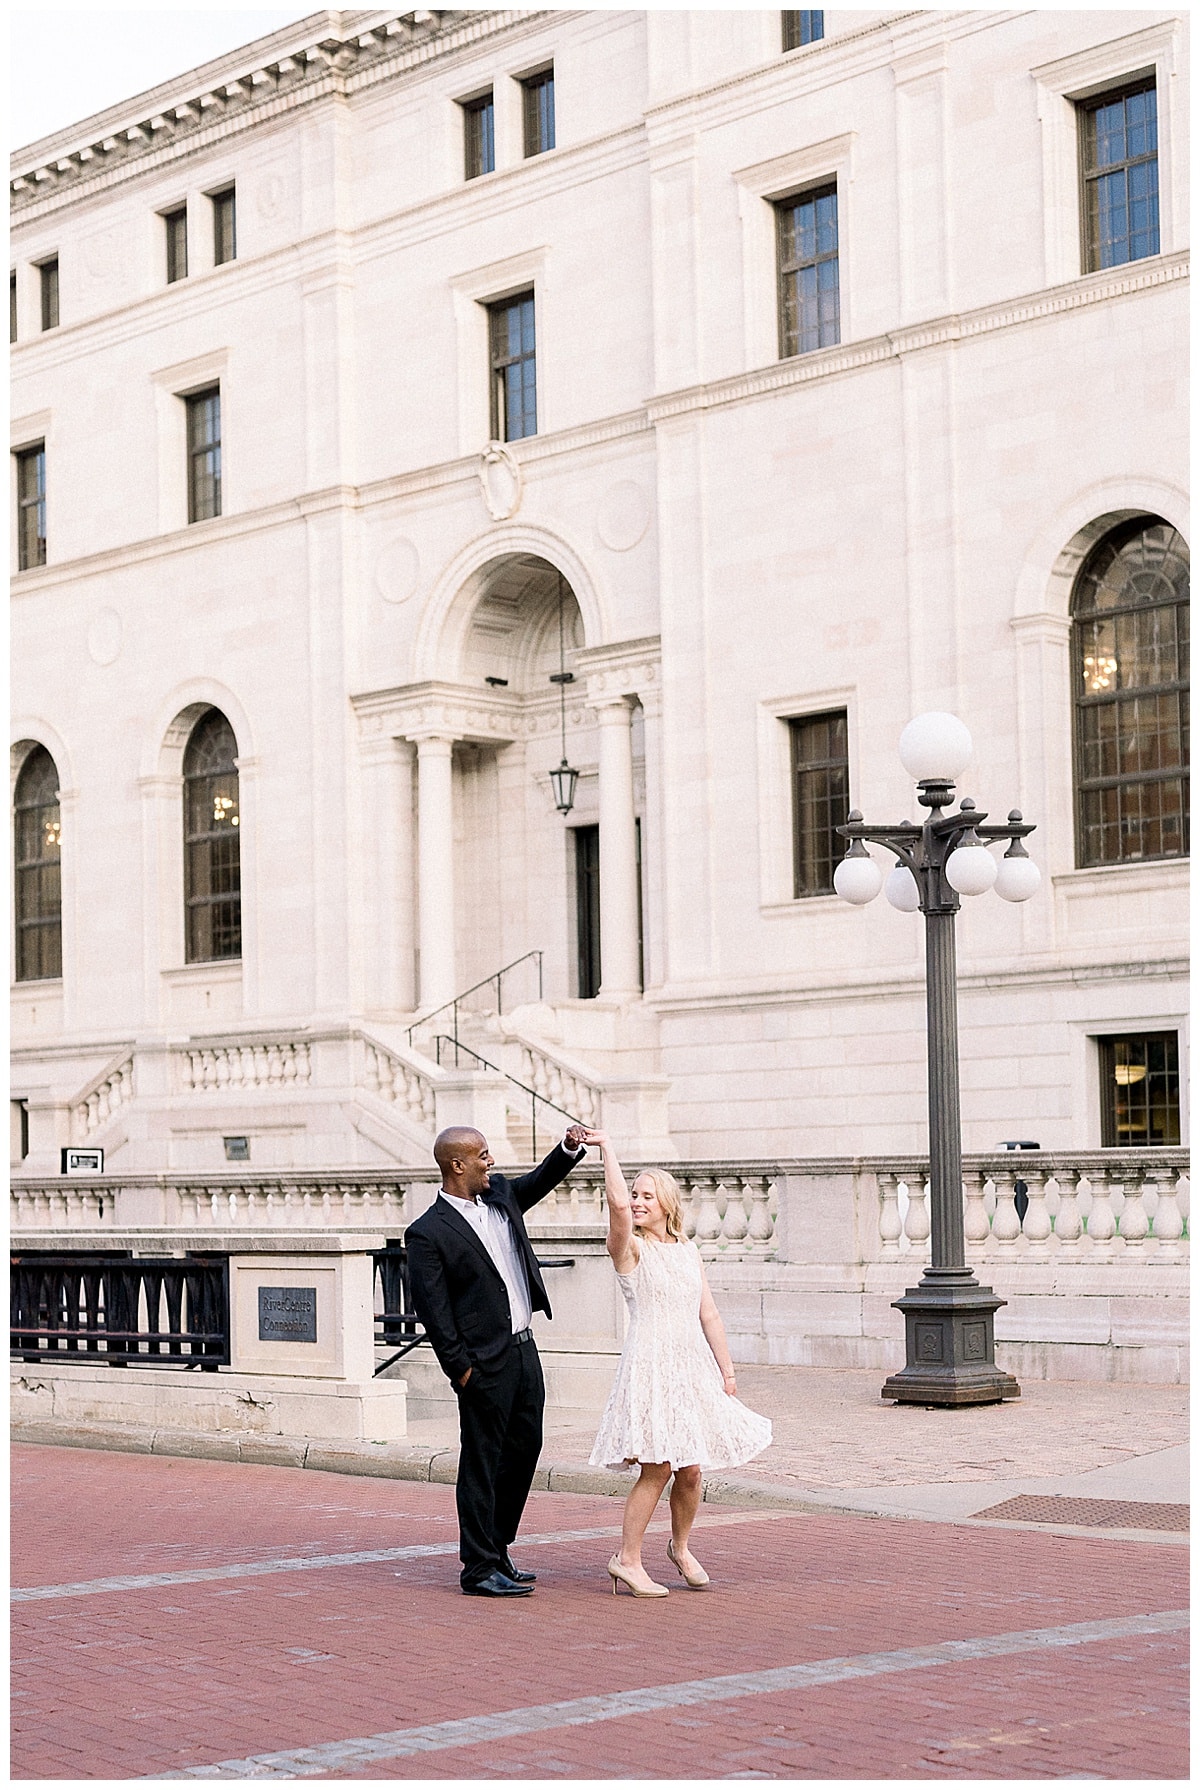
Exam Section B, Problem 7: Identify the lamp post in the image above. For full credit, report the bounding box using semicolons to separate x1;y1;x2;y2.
835;712;1041;1406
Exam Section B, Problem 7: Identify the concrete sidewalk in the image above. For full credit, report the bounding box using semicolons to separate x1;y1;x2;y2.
15;1362;1187;1541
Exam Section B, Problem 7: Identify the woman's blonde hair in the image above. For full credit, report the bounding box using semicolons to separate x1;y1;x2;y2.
632;1168;686;1241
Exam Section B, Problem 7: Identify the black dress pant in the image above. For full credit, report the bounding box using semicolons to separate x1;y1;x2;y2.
454;1337;545;1588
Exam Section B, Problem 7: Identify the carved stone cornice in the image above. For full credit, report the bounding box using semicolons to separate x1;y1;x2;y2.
11;11;554;218
575;636;662;706
351;679;524;747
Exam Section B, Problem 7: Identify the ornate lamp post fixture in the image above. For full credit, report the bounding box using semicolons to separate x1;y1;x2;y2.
834;712;1041;1406
548;571;579;816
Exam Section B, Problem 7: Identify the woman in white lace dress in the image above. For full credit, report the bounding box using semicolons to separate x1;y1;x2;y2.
584;1130;772;1596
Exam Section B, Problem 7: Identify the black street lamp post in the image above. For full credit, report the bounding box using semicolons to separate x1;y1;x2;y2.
834;712;1041;1406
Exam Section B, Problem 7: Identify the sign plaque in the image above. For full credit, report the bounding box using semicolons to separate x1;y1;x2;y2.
258;1286;317;1343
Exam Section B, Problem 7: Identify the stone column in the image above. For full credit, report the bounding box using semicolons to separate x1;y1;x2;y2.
594;697;641;998
413;734;457;1012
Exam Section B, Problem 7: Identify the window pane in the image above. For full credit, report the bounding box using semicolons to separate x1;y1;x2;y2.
165;208;188;283
16;445;47;570
1073;519;1189;867
790;710;849;896
522;70;554;156
212;190;236;265
1099;1032;1180;1147
1081;83;1159;270
40;259;59;331
782;11;824;51
10;271;16;344
186;389;222;522
14;745;62;982
777;186;839;358
488;293;536;440
184;711;241;962
464;94;495;179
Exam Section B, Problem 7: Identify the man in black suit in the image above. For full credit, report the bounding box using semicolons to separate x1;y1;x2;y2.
406;1123;588;1597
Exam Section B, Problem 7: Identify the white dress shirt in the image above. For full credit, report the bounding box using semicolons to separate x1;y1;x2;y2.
438;1188;534;1332
438;1137;584;1335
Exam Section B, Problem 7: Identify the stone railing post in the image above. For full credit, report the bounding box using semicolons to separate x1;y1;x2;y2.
877;1171;902;1252
1148;1167;1185;1261
1086;1167;1118;1253
990;1167;1022;1252
902;1177;930;1252
1118;1169;1150;1249
1020;1164;1053;1257
963;1169;990;1251
1052;1169;1084;1248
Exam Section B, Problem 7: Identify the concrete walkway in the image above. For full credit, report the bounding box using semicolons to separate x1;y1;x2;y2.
16;1362;1186;1542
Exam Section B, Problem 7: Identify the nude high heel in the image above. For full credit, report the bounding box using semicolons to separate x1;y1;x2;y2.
608;1554;669;1597
667;1537;710;1588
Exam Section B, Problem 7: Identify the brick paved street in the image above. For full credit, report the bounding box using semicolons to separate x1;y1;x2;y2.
12;1444;1188;1780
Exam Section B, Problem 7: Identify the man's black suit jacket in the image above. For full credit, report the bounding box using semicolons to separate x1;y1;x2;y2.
405;1142;584;1385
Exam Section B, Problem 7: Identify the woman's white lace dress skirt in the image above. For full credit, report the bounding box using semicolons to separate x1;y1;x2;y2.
589;1234;773;1472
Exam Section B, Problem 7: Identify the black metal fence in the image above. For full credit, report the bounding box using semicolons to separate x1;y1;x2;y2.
10;1252;230;1368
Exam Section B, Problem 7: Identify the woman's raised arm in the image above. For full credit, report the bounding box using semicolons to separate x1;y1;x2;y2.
581;1129;637;1272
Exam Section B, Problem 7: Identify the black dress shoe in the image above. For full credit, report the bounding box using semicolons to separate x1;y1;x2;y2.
462;1570;533;1597
503;1555;536;1583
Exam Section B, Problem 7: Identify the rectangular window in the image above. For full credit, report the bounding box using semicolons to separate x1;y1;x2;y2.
16;444;46;570
1099;1032;1180;1146
782;11;824;51
463;92;495;179
1079;80;1159;271
212;188;237;266
186;388;222;523
164;206;188;283
39;258;59;331
789;710;849;897
522;68;555;157
574;825;601;999
10;270;16;344
488;292;537;441
776;184;840;357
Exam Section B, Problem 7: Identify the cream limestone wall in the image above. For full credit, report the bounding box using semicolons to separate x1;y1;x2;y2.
10;8;1189;1175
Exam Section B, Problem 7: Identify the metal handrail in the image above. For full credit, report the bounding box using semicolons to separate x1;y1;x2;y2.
431;1033;582;1161
406;950;543;1051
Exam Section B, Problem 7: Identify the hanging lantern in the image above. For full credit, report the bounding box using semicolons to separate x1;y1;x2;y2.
548;571;578;817
549;758;579;815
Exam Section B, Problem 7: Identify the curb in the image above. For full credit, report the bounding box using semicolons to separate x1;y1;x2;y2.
9;1418;817;1512
11;1420;1185;1542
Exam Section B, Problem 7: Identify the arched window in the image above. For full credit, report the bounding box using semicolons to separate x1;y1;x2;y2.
14;745;62;981
1072;517;1189;867
183;709;241;962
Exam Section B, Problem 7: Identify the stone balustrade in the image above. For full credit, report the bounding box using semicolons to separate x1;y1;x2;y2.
177;1039;312;1092
361;1038;438;1130
873;1151;1189;1263
11;1151;1188;1267
515;1042;601;1129
73;1055;134;1139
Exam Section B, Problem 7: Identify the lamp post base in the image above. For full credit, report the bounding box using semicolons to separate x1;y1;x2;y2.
881;1278;1021;1406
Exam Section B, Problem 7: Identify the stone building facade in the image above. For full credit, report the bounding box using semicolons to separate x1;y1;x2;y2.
11;8;1189;1176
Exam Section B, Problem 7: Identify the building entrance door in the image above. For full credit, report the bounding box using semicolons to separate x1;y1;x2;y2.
574;824;601;998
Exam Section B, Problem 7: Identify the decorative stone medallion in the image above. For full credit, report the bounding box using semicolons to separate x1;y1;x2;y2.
597;479;650;552
87;608;122;666
479;443;523;521
373;537;421;605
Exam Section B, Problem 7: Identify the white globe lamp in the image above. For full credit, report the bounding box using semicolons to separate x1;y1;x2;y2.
995;848;1041;903
884;865;921;912
945;843;999;895
833;852;883;906
898;712;973;783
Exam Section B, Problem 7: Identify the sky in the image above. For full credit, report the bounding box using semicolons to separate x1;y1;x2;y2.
10;8;321;151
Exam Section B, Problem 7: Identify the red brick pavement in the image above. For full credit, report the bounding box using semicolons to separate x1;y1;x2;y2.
11;1444;1189;1781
